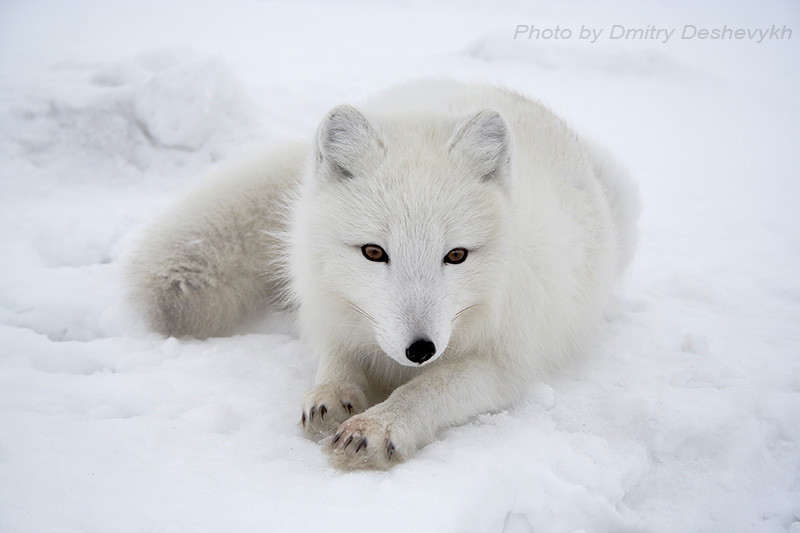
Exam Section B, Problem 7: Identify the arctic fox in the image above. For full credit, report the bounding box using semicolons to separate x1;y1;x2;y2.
129;80;640;469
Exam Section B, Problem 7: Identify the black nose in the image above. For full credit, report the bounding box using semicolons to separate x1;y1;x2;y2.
406;339;436;364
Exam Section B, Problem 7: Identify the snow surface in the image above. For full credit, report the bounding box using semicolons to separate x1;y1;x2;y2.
1;1;798;531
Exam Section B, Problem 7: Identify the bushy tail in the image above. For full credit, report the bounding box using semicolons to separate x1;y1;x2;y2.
127;142;306;338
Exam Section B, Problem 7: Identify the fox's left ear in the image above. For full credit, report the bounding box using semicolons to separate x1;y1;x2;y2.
448;109;512;190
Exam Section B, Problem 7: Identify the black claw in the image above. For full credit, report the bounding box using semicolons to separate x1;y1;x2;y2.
344;403;353;415
332;432;343;446
301;412;306;427
355;437;367;454
387;442;395;461
319;405;327;421
343;434;354;450
309;406;316;422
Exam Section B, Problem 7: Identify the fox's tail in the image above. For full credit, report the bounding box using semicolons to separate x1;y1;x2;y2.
127;142;306;338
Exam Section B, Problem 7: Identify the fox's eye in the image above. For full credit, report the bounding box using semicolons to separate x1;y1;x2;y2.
444;248;468;265
362;244;388;263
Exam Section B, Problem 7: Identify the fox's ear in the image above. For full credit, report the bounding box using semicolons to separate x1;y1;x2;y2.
316;105;384;180
448;109;512;189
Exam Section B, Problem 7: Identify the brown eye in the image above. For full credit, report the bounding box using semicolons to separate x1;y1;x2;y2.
361;244;388;263
444;248;468;265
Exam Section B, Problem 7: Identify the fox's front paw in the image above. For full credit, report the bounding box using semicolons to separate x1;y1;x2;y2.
301;383;367;438
327;414;406;470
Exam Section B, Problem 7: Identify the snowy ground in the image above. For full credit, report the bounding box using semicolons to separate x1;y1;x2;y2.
1;1;798;531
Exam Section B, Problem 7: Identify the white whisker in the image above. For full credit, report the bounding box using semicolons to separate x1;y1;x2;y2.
339;297;378;325
452;303;482;323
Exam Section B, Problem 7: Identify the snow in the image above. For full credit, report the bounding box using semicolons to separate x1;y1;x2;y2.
1;0;798;531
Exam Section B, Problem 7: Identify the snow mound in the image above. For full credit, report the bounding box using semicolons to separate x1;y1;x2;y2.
6;47;259;174
94;48;258;151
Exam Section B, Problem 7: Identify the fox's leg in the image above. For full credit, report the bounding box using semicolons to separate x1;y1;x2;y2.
128;143;306;338
301;349;370;438
327;356;522;469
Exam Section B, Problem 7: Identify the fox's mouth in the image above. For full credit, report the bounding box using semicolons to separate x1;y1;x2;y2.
372;304;484;367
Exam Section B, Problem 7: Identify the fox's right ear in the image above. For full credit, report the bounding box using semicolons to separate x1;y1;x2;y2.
316;105;384;180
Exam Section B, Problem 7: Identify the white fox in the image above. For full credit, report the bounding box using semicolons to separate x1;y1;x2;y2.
129;80;640;469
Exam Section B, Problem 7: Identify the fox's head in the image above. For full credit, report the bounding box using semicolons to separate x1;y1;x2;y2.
290;104;514;367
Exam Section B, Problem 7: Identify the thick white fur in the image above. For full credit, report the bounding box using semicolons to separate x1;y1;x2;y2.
128;80;640;469
128;143;306;338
